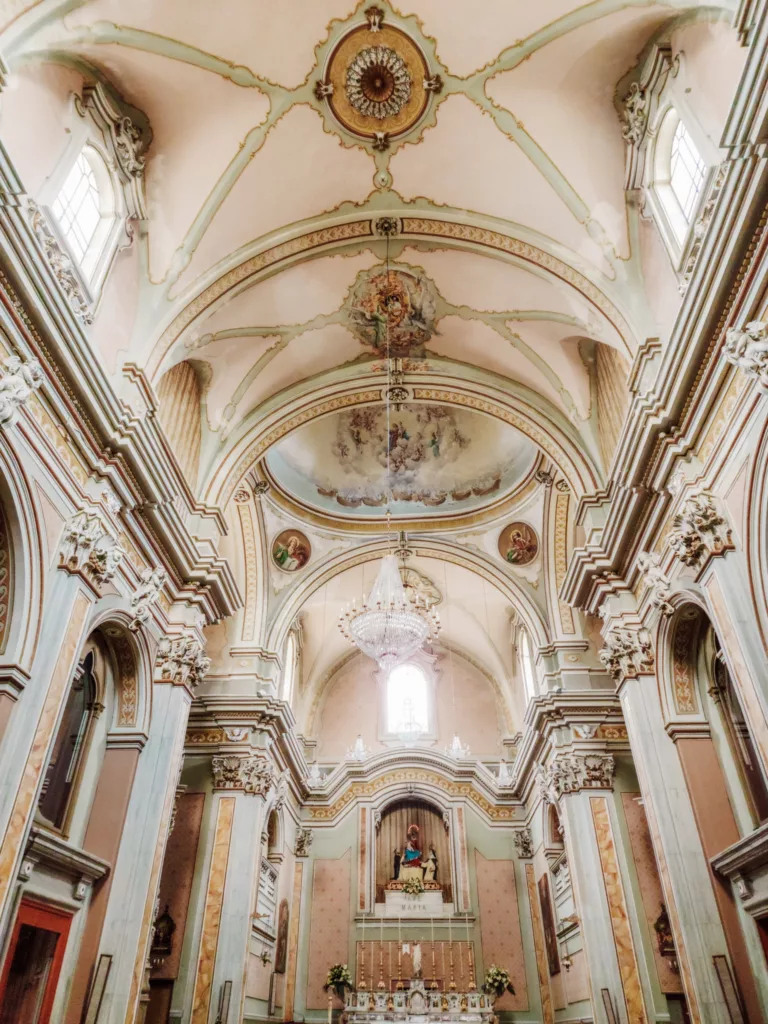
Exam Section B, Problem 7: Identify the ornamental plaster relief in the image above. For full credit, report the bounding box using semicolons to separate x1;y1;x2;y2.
599;627;654;683
540;754;616;800
211;754;275;795
0;355;43;428
668;492;733;569
58;510;125;586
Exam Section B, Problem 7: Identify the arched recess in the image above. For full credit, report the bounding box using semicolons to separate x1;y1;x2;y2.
374;796;452;903
206;368;602;510
0;433;44;676
82;605;153;740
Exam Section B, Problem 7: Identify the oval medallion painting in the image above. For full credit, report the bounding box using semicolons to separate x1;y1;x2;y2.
272;530;311;573
498;522;538;567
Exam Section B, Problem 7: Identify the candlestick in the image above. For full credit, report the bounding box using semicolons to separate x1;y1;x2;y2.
449;939;456;990
360;915;367;989
328;993;333;1024
467;938;476;991
396;937;404;990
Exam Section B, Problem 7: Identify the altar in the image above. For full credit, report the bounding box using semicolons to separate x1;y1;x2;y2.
345;982;494;1024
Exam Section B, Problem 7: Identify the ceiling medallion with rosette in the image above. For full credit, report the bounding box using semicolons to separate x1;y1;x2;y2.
317;7;440;145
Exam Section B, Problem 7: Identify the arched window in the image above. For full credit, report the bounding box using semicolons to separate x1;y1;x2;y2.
653;109;707;245
519;628;537;703
386;663;429;735
38;652;98;829
51;145;116;282
282;632;297;704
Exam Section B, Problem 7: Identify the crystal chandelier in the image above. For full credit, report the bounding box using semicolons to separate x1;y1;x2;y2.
339;554;439;671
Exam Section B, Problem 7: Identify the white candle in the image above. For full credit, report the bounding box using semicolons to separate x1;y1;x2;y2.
328;994;333;1024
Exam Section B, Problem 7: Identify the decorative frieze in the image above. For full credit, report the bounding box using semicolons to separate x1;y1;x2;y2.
723;320;768;390
513;828;533;859
669;492;732;568
211;753;275;795
27;200;93;325
0;355;44;428
599;627;654;681
636;552;673;615
59;510;125;584
129;566;167;631
543;754;616;798
155;634;210;689
295;827;313;857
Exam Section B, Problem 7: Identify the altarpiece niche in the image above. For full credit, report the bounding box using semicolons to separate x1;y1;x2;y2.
375;800;452;903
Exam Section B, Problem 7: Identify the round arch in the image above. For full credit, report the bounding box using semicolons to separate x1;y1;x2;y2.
0;432;44;673
265;536;551;661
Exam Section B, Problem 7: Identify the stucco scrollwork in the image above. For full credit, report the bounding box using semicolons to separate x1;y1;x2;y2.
636;552;673;616
59;510;125;584
513;828;533;859
26;200;93;325
723;320;768;390
620;82;648;145
0;355;44;428
669;492;732;568
599;626;654;682
129;566;167;631
295;827;313;857
155;634;210;688
212;753;275;795
543;754;616;798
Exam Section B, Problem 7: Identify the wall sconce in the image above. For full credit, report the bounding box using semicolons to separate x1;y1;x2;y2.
561;955;572;973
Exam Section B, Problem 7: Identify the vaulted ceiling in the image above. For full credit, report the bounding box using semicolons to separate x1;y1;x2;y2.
0;0;745;709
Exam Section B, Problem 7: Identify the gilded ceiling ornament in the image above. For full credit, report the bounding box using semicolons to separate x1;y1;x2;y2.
374;216;401;237
320;12;434;146
346;46;411;120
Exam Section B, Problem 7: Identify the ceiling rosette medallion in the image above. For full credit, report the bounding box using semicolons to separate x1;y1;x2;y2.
315;5;442;149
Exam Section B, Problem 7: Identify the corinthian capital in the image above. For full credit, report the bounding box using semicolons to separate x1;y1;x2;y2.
599;626;654;682
669;492;732;568
212;754;275;795
0;355;44;428
723;321;768;390
155;634;210;689
544;753;616;798
59;510;125;585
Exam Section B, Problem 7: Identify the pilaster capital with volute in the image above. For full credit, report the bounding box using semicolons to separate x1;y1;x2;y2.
599;625;654;683
211;753;275;796
155;633;210;690
539;753;616;801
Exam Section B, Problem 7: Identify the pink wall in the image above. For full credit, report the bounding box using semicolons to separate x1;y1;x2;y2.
306;851;351;1008
0;63;83;195
475;852;528;1011
315;651;503;759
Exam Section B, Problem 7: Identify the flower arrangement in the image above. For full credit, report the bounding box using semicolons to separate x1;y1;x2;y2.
324;963;354;1000
482;964;515;999
401;876;425;896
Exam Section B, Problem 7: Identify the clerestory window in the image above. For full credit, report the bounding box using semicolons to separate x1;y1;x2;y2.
386;663;429;735
51;146;116;282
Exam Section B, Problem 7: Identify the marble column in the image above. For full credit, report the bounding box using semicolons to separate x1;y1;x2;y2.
188;752;273;1024
88;628;208;1024
541;752;656;1024
620;670;738;1023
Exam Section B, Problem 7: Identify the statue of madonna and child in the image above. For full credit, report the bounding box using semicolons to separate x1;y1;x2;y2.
392;824;439;886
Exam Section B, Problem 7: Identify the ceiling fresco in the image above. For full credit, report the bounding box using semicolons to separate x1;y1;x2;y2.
264;402;537;518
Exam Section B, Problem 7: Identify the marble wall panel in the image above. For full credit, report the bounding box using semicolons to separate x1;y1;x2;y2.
590;797;648;1024
283;860;304;1021
474;852;527;1011
190;796;235;1024
525;863;554;1024
306;851;351;1009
